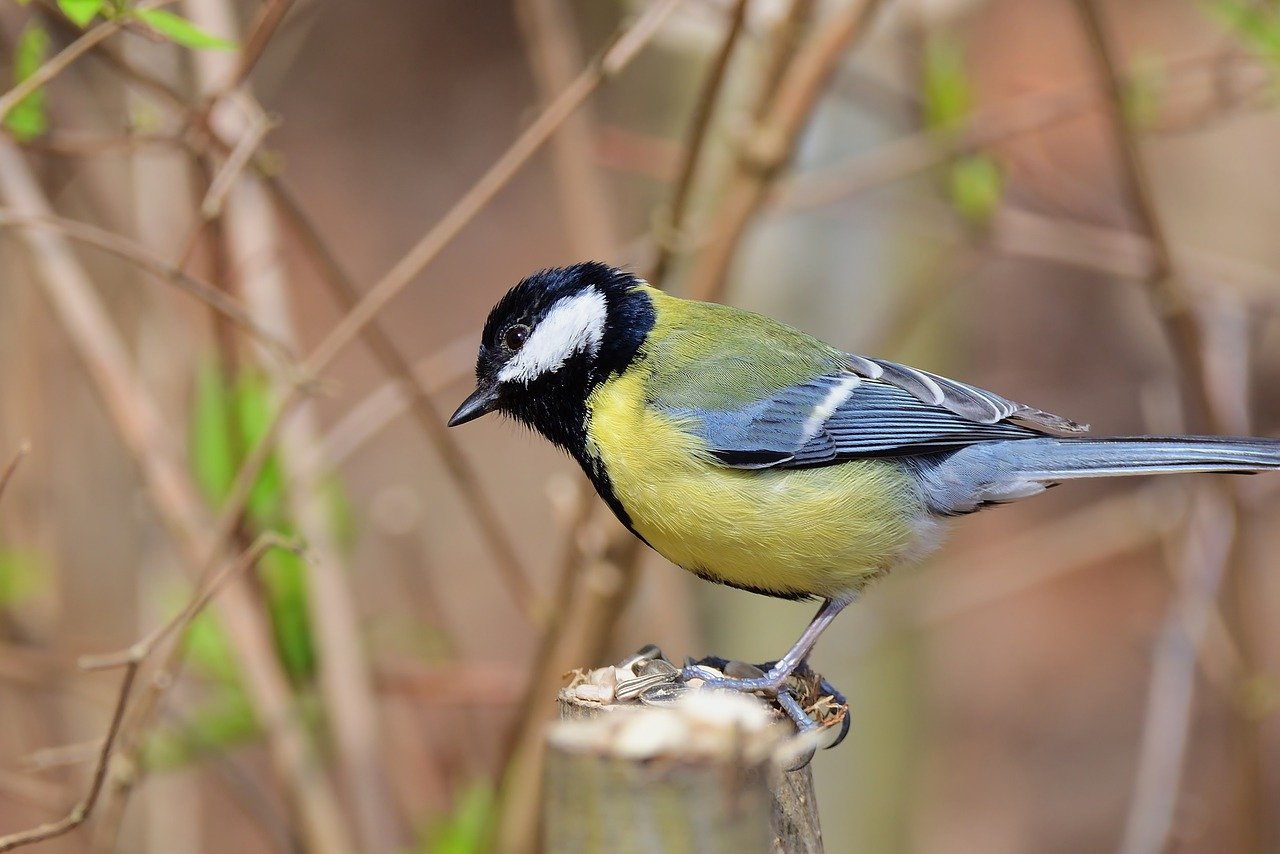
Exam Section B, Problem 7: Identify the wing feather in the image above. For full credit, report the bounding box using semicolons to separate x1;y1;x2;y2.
661;354;1087;470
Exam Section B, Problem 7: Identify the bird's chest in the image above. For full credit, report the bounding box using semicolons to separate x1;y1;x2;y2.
583;372;926;599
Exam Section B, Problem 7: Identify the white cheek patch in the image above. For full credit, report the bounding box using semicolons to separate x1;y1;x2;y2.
498;289;608;383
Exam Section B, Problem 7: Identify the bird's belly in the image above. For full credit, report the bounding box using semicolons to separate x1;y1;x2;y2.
586;377;929;599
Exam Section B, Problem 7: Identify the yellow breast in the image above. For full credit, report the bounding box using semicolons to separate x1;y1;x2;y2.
585;370;927;599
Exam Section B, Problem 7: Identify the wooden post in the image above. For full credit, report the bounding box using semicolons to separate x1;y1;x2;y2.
542;659;829;853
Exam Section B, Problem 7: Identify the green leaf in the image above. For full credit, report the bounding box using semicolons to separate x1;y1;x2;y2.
0;549;47;607
233;372;287;527
142;687;258;771
420;782;496;854
260;547;316;683
188;359;286;525
1204;0;1280;71
1123;53;1165;130
190;359;236;504
57;0;104;27
948;154;1004;226
183;609;240;683
133;8;237;50
922;35;972;135
5;22;49;142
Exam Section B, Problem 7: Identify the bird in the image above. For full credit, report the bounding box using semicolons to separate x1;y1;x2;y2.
448;261;1280;724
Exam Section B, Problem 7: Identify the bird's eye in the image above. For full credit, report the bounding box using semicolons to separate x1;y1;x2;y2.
503;324;531;351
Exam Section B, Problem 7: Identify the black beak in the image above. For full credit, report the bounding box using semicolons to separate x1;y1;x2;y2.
448;384;500;427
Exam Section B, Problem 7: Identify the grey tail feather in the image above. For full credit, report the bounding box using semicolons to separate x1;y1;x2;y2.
913;436;1280;516
1009;436;1280;480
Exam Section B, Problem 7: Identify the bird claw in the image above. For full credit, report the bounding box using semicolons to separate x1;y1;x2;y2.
681;654;850;761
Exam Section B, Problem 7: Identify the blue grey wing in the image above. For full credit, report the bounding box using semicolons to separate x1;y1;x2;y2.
666;355;1088;470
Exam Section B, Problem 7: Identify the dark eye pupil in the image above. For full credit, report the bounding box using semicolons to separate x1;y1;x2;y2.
504;325;529;350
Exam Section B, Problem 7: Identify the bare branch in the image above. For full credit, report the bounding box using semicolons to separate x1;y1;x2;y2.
0;441;30;505
0;210;293;360
229;0;297;89
649;0;751;285
0;661;137;852
199;109;277;219
0;136;354;854
0;535;295;852
683;0;886;301
0;19;126;124
302;0;681;376
516;0;620;258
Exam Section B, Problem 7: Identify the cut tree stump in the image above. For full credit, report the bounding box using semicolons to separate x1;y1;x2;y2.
542;651;839;853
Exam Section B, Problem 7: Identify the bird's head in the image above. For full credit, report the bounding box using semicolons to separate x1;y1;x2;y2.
447;262;655;451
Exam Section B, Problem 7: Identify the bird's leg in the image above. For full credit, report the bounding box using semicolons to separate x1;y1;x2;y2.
683;594;855;695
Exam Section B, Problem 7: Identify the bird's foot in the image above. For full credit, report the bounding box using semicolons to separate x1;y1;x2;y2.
681;658;789;695
681;655;850;763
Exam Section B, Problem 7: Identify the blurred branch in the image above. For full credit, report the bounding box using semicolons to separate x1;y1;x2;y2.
0;535;295;853
0;659;137;853
0;441;30;505
266;143;544;624
302;0;680;375
198;108;276;219
773;51;1270;215
752;0;817;123
1074;0;1214;430
183;0;399;845
991;205;1280;306
1072;4;1266;849
0;137;355;854
516;0;619;258
191;0;681;632
316;331;474;467
48;0;680;628
1122;486;1238;854
0;16;126;124
0;210;293;359
649;0;750;284
17;131;184;156
81;534;299;673
683;0;886;301
229;0;296;89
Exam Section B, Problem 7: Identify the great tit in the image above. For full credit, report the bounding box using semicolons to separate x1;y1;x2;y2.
448;262;1280;706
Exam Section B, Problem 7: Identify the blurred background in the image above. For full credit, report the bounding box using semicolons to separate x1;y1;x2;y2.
0;0;1279;851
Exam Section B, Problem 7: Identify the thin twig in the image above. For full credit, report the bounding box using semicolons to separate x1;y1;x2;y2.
183;1;401;840
302;0;681;376
1120;485;1238;854
0;210;292;359
1074;0;1214;429
0;662;138;852
83;534;299;672
18;131;184;156
315;331;475;467
267;174;543;622
773;52;1271;215
991;205;1280;306
649;0;750;285
0;19;126;123
229;0;296;89
0;442;30;505
515;0;619;258
199;109;277;219
0;136;354;854
0;536;294;853
682;0;886;301
1072;3;1263;849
